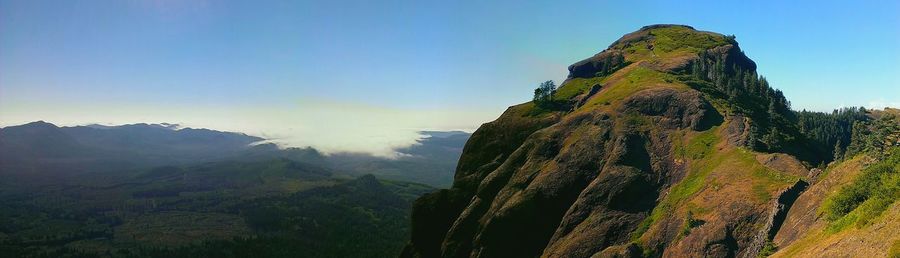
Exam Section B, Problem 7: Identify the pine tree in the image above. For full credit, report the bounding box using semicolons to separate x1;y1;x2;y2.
833;139;844;161
533;80;557;108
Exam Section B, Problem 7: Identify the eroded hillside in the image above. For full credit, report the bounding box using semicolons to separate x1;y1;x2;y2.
401;25;898;258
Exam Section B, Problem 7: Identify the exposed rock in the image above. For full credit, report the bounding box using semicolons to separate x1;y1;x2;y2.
772;156;868;248
568;50;628;79
574;84;603;109
756;153;810;179
402;24;826;258
724;114;750;147
618;88;722;131
706;44;757;72
807;168;823;181
590;242;643;258
743;180;808;257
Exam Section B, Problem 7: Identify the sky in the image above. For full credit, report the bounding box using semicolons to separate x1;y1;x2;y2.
1;0;898;156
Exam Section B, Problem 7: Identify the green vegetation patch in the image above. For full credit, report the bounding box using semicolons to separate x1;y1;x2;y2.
634;127;799;243
740;150;800;201
676;210;704;241
616;112;652;132
581;66;685;111
621;26;730;62
648;26;730;54
757;240;778;258
890;239;900;258
554;77;605;101
821;148;900;232
684;128;717;160
632;127;721;240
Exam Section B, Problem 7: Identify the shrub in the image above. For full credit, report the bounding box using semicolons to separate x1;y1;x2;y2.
820;148;900;231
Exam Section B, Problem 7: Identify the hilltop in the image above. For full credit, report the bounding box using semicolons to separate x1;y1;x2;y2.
402;25;899;258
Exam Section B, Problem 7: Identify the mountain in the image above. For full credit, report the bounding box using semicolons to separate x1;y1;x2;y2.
0;121;470;187
0;122;263;181
0;121;93;158
0;123;467;256
402;25;899;258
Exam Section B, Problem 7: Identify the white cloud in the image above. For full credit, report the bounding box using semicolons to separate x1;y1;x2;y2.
0;97;500;157
866;99;900;110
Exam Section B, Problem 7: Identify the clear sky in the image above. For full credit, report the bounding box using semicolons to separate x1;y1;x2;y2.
1;0;898;155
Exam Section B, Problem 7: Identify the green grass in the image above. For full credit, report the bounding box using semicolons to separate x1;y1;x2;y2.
554;77;606;101
684;128;717;160
529;66;684;116
648;26;730;54
620;26;730;62
617;112;652;132
675;211;703;241
890;240;900;258
743;150;800;201
633;127;799;242
757;240;777;258
821;148;900;232
581;66;685;111
632;127;721;240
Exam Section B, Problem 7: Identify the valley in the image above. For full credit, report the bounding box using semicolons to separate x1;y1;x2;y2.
0;123;468;257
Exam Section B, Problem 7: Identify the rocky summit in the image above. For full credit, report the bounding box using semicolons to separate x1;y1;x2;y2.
400;25;900;258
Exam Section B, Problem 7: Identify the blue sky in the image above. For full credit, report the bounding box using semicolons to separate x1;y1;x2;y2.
1;0;898;154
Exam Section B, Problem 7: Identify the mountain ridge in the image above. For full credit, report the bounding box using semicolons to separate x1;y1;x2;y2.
401;24;899;258
0;121;471;187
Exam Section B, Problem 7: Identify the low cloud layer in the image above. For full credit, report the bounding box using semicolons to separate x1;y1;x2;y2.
0;98;501;157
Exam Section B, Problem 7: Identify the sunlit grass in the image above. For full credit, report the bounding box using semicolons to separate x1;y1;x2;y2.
821;148;900;232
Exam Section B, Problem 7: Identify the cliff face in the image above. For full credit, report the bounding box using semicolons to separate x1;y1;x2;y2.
402;25;817;258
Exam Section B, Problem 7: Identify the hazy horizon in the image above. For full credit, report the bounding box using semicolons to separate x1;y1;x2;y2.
0;98;486;157
2;0;898;156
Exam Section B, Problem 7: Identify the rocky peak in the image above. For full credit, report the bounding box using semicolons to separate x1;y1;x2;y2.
568;24;755;80
402;25;816;258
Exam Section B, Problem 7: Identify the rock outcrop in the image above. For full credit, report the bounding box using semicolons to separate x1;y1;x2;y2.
402;25;829;258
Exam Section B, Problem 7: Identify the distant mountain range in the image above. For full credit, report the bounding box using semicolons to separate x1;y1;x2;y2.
0;121;264;183
0;121;469;187
0;121;470;256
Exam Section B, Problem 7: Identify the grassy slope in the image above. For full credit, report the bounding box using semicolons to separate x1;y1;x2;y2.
773;200;900;258
555;26;797;251
409;25;819;257
773;150;900;257
621;26;729;62
529;26;713;117
545;26;800;254
632;125;798;245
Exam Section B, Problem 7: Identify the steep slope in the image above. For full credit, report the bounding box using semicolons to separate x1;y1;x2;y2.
770;114;900;258
403;25;820;258
768;155;898;258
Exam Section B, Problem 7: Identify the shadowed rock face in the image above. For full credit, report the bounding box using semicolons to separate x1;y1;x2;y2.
401;25;812;258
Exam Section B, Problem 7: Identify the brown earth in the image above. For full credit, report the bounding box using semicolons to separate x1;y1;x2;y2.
401;25;891;258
